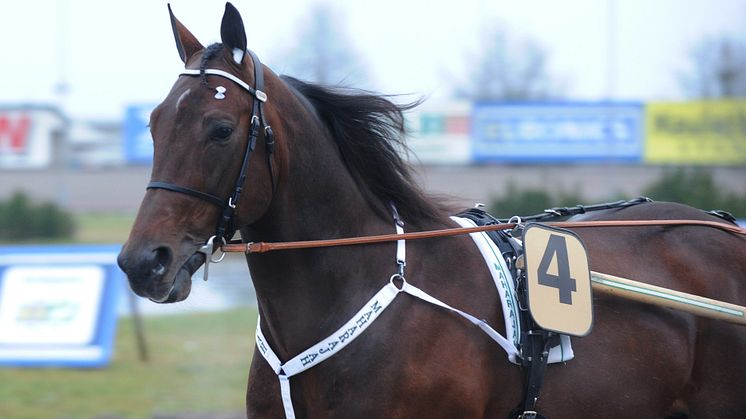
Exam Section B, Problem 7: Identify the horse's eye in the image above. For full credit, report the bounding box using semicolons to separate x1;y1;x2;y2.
211;125;234;140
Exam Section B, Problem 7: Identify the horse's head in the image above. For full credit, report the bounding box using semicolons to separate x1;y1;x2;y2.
118;3;276;303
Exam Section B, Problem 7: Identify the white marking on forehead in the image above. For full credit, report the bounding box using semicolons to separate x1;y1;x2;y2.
175;88;191;109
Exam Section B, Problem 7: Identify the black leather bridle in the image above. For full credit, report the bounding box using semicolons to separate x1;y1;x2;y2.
147;49;275;245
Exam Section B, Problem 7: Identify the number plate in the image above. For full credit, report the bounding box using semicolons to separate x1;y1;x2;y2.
523;223;593;336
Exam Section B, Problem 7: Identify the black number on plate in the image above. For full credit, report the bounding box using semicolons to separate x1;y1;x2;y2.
537;234;577;305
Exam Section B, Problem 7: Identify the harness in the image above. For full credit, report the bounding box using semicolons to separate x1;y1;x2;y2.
146;49;275;246
255;207;520;419
457;207;557;419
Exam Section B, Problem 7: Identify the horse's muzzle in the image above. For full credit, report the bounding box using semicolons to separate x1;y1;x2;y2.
117;244;204;303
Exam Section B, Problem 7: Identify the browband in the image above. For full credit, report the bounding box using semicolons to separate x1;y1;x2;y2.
180;68;267;102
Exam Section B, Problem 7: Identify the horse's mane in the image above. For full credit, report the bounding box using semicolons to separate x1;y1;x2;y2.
197;43;442;224
281;75;443;224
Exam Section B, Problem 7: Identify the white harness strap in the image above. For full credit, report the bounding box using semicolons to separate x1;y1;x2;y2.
180;68;268;102
255;212;517;419
256;282;400;419
450;216;573;364
400;282;517;355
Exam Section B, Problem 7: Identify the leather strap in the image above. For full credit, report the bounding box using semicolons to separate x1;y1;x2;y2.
180;68;265;101
248;49;277;193
215;50;266;239
224;219;746;254
147;181;225;208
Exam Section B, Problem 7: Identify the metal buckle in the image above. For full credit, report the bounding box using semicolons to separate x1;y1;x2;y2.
197;235;228;281
508;216;525;239
210;236;228;263
389;273;407;291
397;260;406;277
543;208;562;217
255;90;268;102
519;411;538;419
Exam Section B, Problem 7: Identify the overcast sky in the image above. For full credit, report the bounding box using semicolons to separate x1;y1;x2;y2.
2;0;745;119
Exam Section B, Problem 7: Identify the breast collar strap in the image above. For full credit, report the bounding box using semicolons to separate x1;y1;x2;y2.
147;49;276;242
255;207;518;419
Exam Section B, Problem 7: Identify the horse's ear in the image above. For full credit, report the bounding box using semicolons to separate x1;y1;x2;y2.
168;4;204;64
220;2;247;65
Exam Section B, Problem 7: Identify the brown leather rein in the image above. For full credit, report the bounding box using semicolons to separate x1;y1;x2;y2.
223;219;746;254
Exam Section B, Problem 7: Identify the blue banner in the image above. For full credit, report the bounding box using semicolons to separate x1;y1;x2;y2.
123;104;156;164
0;245;122;368
471;102;644;163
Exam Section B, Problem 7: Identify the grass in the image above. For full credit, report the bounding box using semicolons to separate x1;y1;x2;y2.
0;308;257;418
74;213;136;244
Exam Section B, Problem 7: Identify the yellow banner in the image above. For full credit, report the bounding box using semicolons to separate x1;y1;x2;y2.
645;100;746;165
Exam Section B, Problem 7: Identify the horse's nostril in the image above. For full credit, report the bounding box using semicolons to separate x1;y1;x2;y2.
151;246;172;277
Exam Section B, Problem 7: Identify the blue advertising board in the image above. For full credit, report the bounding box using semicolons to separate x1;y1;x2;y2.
471;102;644;163
0;245;122;368
123;104;157;164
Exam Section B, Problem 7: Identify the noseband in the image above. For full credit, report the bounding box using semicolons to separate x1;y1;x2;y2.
147;49;275;243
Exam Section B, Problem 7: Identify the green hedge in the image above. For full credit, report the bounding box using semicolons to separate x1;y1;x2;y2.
488;169;746;219
642;168;746;218
0;191;76;240
488;182;586;219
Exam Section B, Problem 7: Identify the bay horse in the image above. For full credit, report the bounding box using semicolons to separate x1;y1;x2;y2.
117;3;746;417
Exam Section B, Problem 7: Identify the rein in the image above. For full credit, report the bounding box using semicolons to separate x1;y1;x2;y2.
224;219;746;254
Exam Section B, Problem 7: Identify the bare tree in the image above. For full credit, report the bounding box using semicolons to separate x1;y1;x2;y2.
680;36;746;98
272;3;369;86
455;26;561;101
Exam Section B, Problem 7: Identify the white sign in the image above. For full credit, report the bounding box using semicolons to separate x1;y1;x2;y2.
0;245;121;367
0;266;104;345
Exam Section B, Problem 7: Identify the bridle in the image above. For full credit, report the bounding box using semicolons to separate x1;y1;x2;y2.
147;49;275;248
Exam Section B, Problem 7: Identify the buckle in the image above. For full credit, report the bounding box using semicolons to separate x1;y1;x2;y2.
197;235;228;281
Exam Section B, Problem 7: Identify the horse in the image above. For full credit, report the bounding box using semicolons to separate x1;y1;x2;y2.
117;3;746;417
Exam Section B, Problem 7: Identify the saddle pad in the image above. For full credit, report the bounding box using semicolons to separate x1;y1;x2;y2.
450;216;574;364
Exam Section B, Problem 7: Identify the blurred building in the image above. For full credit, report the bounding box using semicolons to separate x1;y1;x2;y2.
0;105;68;169
0;105;123;170
0;100;744;213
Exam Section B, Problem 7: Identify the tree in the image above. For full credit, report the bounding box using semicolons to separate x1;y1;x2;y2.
680;36;746;98
272;3;369;86
455;26;561;101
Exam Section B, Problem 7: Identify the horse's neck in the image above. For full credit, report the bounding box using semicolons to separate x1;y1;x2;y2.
242;146;401;360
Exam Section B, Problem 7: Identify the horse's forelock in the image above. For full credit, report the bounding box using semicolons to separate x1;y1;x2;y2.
199;43;226;85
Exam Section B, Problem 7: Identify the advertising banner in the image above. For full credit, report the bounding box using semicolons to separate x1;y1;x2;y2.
0;245;122;368
645;100;746;165
406;102;471;164
123;104;156;164
471;102;644;163
0;107;65;169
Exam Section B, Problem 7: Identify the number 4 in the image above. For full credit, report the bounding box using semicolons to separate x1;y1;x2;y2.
537;234;577;305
